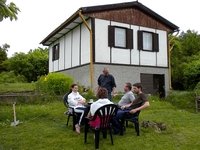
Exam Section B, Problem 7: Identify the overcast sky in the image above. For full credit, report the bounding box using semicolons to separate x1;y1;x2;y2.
0;0;199;57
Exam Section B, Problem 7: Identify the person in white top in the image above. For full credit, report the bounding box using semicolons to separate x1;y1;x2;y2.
68;84;86;134
88;88;113;127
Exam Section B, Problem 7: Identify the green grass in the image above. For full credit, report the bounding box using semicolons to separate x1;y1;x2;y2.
0;83;36;93
0;96;200;150
165;90;198;112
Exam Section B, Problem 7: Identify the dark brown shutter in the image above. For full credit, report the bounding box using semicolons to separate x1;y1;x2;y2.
108;25;114;47
138;30;143;50
153;33;159;52
57;43;60;59
126;28;133;49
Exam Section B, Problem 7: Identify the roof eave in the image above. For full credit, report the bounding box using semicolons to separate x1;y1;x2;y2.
40;10;80;45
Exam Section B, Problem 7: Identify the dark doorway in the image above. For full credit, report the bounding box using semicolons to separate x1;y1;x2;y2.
141;73;165;98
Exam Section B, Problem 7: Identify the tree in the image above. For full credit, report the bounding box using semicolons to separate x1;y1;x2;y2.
179;30;200;57
27;47;49;81
170;30;200;90
0;43;9;72
0;0;20;21
183;59;200;90
2;47;49;82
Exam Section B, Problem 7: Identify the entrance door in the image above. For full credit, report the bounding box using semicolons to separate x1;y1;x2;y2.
153;74;165;98
140;73;165;98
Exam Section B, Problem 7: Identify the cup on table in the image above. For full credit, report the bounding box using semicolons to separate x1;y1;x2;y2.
89;99;93;103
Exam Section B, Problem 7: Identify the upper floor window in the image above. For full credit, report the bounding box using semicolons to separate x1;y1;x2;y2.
108;26;133;49
52;43;59;61
115;28;126;47
138;31;159;52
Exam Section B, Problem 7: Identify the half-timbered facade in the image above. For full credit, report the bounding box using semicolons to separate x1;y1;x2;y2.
41;1;179;96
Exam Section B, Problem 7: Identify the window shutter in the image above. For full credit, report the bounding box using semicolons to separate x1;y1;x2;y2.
126;28;133;49
108;25;114;47
138;30;143;50
57;43;60;59
153;33;159;52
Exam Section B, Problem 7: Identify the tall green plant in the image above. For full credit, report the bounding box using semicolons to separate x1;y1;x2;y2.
0;71;27;83
36;73;74;95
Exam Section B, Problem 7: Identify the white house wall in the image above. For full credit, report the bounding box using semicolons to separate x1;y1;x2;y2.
112;48;130;64
59;36;65;70
95;19;110;63
131;25;139;65
94;18;168;67
72;26;80;67
81;20;91;65
156;30;168;67
64;32;72;69
53;60;59;72
48;19;91;73
49;45;53;72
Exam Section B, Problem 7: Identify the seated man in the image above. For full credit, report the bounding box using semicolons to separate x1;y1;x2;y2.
112;83;150;135
118;82;135;107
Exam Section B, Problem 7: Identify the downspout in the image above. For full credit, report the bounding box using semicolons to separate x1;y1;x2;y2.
78;10;94;90
168;30;179;89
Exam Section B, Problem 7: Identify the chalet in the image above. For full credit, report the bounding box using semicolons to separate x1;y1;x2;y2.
40;1;179;97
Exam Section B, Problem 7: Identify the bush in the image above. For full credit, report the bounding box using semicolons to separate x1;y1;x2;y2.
183;60;200;90
36;73;74;95
0;71;27;83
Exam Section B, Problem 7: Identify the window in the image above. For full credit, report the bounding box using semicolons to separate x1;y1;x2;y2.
52;43;59;61
115;28;126;47
138;31;159;52
108;26;133;49
143;32;153;51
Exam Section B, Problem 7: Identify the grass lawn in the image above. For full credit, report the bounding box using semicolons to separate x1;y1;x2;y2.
0;96;200;150
0;83;36;93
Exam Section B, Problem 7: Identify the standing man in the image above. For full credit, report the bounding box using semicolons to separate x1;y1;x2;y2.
118;82;135;107
96;67;116;101
112;83;150;135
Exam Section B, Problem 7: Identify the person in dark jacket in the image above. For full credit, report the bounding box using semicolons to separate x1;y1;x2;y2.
96;67;116;101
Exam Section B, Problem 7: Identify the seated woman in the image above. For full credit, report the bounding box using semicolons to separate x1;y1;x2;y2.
88;88;113;128
68;84;86;134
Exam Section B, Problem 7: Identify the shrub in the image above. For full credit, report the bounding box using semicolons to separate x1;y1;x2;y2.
0;71;27;83
183;60;200;90
36;73;74;95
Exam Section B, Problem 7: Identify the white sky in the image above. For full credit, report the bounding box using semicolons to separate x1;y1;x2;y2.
0;0;199;57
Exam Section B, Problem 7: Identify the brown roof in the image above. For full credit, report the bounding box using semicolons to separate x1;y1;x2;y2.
40;1;179;46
